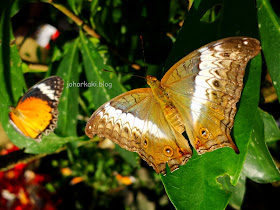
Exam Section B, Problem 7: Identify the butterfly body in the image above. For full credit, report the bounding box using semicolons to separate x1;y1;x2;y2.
9;76;64;141
147;75;185;133
86;37;261;174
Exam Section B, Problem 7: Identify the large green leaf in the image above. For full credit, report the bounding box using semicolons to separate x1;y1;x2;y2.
55;39;80;137
0;0;25;107
161;0;261;209
79;32;138;167
0;2;34;149
243;109;280;183
79;31;125;108
257;0;280;102
24;134;81;154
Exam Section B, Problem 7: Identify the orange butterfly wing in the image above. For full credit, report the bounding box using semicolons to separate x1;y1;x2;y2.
9;76;64;141
161;37;261;154
9;97;53;138
85;88;192;174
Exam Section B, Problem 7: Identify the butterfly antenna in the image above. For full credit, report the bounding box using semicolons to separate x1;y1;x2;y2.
140;35;148;75
102;37;148;80
102;69;146;79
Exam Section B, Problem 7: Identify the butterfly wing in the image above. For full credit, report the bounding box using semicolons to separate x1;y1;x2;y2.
161;37;261;154
9;76;64;141
85;88;192;174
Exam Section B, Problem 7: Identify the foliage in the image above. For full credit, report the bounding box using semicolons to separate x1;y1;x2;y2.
0;0;280;209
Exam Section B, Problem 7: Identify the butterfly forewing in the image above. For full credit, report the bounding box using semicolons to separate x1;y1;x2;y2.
21;76;64;108
85;88;192;174
161;37;261;154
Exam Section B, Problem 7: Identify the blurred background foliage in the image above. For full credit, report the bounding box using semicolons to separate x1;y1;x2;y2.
0;0;280;209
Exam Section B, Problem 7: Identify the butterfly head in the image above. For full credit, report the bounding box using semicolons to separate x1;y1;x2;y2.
147;75;160;87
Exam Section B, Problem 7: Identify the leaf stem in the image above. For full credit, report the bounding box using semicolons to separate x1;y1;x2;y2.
48;0;101;39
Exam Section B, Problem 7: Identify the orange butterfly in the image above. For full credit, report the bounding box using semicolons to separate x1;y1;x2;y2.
86;37;261;174
9;76;64;141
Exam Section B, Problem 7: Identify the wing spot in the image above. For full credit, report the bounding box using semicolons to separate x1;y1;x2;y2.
177;148;189;157
213;80;220;87
200;128;209;139
124;127;129;134
215;70;220;76
100;119;106;126
223;52;230;57
113;123;121;138
212;92;217;97
195;137;202;149
132;131;141;143
143;138;148;148
164;146;173;157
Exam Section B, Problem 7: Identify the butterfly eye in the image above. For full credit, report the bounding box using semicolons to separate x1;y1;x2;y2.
164;146;173;157
200;128;209;139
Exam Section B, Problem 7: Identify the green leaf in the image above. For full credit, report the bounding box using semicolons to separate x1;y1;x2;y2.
55;39;80;137
3;38;81;153
67;0;81;15
0;4;80;153
10;0;28;17
24;134;81;154
161;0;261;209
163;0;221;72
257;0;280;103
228;171;246;210
0;0;26;103
258;108;280;143
0;2;32;149
243;110;280;183
79;31;138;167
79;32;125;108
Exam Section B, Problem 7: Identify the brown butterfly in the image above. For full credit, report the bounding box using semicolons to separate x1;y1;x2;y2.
85;37;261;175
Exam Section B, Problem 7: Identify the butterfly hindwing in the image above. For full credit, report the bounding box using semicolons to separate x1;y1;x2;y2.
9;76;64;141
85;88;192;174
